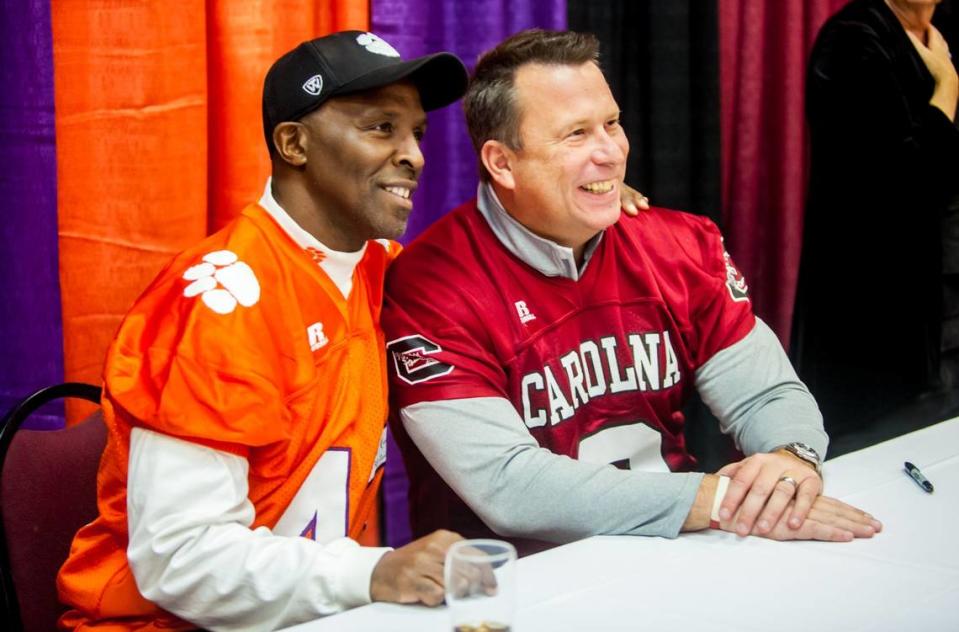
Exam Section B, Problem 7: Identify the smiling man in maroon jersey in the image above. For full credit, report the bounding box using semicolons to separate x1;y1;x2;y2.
383;29;882;553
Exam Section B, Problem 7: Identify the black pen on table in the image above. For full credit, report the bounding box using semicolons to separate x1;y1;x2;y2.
904;461;934;493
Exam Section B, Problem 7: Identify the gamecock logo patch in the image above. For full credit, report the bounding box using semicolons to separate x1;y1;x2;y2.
387;334;454;385
722;249;749;303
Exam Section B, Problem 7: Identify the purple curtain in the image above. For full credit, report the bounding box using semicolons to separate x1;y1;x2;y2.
0;1;65;429
373;0;567;547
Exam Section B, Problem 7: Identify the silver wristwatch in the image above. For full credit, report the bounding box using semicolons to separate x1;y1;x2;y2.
776;442;822;475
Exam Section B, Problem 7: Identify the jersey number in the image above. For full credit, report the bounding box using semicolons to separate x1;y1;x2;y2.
578;422;669;472
272;448;350;543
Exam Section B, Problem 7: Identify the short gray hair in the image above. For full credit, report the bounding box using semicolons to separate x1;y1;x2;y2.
463;29;601;181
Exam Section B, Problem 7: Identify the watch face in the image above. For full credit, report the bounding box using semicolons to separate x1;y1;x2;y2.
786;443;821;472
791;443;819;460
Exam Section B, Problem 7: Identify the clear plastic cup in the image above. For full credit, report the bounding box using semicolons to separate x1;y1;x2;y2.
444;539;517;632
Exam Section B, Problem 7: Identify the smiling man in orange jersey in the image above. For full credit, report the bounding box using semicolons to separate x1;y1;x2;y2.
56;31;470;631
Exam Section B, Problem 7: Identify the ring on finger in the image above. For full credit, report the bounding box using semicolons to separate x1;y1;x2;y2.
778;475;799;489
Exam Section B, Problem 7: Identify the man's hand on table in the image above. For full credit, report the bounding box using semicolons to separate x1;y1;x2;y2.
717;450;823;536
370;529;463;606
720;494;882;542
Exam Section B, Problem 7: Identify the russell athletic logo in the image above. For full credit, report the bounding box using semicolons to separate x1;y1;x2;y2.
302;74;323;96
514;300;536;324
182;250;260;315
307;322;329;351
387;335;454;385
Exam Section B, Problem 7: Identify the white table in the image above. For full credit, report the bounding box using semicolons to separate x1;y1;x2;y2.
284;417;959;631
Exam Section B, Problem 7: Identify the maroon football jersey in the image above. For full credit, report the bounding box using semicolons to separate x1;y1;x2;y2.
383;199;755;540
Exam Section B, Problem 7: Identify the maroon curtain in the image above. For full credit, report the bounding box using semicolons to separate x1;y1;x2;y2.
719;0;849;345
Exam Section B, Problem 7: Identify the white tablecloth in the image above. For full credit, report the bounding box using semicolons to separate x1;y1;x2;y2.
283;417;959;632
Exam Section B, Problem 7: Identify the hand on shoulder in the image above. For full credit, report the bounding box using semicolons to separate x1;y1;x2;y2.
619;182;649;217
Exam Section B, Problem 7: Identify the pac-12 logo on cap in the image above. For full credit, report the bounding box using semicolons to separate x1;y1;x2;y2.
356;33;400;57
302;74;323;96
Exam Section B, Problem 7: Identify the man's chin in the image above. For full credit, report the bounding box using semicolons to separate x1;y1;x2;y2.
374;217;409;242
583;205;623;231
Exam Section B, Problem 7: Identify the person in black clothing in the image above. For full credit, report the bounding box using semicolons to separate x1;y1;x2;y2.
793;0;959;439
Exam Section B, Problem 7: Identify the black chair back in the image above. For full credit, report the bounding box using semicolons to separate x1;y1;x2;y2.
0;383;103;632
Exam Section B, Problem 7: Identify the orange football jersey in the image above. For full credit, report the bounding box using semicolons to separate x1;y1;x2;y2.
57;202;400;630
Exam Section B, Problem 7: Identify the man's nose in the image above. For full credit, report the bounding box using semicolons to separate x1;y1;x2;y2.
395;132;425;174
591;129;627;166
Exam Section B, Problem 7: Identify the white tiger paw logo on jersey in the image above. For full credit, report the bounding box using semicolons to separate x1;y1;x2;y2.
182;250;260;314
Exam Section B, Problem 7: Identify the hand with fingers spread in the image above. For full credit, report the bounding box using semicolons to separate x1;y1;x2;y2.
716;449;822;537
369;529;463;606
720;494;882;542
619;182;650;216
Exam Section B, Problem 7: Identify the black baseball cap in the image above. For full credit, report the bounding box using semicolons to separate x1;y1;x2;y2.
262;31;468;153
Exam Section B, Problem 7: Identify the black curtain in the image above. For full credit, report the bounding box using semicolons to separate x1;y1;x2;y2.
568;0;721;224
568;1;733;470
934;0;958;48
936;0;959;392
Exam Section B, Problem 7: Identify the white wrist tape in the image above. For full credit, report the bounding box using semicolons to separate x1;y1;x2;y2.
709;475;731;530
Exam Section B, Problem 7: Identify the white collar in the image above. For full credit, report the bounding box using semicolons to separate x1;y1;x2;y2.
258;178;367;299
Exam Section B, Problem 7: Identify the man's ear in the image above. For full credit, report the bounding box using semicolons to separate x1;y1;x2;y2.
480;140;516;190
272;122;308;167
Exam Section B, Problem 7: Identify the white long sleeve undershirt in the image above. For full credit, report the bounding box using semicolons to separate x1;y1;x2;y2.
126;428;390;632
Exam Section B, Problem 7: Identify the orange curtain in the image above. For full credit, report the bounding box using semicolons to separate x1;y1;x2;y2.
206;1;370;232
53;0;373;542
53;0;369;423
53;0;211;424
